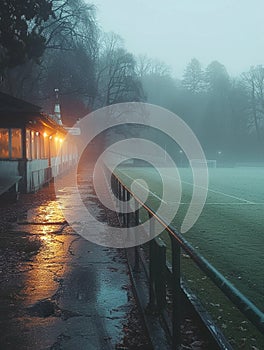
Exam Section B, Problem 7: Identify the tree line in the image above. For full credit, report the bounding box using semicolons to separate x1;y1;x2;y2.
0;0;263;161
139;57;264;162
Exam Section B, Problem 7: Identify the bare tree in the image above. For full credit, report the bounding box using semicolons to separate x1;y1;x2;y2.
94;32;143;108
41;0;98;55
136;55;171;78
241;65;264;140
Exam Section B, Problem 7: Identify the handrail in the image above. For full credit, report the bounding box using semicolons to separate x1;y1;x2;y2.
110;169;264;344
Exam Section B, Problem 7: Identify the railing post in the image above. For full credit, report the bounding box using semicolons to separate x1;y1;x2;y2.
117;180;121;201
155;239;167;311
171;238;181;349
122;186;126;227
116;178;118;197
126;191;130;228
113;175;117;197
134;199;140;272
148;213;156;309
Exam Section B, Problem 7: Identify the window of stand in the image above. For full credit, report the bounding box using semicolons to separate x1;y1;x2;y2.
35;132;41;159
0;128;22;159
44;133;49;158
0;128;9;158
11;129;22;158
26;129;31;159
26;129;51;160
31;130;36;159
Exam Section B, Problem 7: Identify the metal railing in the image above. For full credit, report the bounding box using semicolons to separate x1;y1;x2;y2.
110;170;264;349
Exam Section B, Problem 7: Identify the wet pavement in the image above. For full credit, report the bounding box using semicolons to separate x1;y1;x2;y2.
0;166;151;350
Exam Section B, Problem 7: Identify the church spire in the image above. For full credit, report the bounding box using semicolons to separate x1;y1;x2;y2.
54;88;62;125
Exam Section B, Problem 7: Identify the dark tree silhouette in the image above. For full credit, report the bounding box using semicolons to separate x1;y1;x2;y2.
0;0;54;70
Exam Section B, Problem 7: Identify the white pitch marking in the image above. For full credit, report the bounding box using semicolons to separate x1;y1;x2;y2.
118;170;168;204
182;180;256;204
118;169;260;206
163;173;256;205
169;202;264;205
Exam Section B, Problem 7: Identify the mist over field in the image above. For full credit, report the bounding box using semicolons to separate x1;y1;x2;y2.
1;1;264;164
1;1;264;349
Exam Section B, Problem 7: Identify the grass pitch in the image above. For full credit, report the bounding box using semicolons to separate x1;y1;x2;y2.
116;166;264;348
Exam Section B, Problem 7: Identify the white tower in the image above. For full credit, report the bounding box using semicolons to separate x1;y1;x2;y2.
54;88;63;125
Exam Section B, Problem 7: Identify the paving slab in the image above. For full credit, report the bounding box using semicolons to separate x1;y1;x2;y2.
0;166;151;350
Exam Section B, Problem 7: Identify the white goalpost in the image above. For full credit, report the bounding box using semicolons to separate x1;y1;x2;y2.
189;159;217;168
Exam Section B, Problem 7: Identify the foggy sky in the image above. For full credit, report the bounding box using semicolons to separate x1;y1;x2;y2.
93;0;264;78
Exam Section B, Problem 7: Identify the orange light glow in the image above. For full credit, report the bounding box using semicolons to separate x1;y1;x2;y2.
55;136;58;142
43;132;48;138
20;201;69;304
36;132;39;136
49;136;52;140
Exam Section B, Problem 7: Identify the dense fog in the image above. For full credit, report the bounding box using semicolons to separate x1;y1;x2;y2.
1;0;263;163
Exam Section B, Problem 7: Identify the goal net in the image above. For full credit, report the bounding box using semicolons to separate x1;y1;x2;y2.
189;159;217;168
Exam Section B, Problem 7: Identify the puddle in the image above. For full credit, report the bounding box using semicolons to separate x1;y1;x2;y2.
17;201;65;225
27;299;57;318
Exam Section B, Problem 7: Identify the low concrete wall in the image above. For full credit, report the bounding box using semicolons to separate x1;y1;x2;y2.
26;159;49;192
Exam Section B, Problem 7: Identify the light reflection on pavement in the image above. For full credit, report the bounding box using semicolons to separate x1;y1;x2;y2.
0;167;133;350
